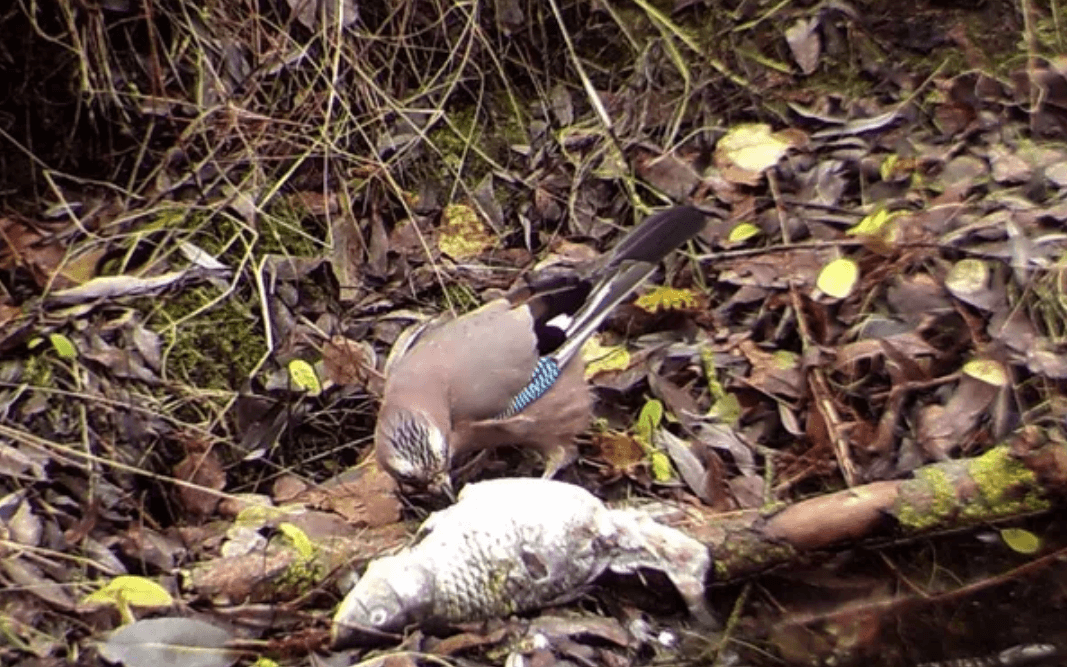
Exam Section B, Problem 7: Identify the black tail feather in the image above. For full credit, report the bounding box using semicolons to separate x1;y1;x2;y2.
513;206;706;360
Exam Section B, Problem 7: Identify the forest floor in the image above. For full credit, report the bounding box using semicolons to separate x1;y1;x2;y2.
2;0;1067;665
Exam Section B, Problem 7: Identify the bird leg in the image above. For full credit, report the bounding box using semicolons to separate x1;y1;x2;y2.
540;441;579;479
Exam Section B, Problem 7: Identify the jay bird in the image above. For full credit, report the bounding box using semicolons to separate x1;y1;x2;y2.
374;206;706;496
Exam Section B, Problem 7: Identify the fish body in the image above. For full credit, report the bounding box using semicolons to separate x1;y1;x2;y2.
332;478;714;646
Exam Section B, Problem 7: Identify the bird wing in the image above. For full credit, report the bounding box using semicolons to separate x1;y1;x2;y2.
382;299;542;423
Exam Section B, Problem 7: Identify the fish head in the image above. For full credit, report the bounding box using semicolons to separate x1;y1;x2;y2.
331;554;433;647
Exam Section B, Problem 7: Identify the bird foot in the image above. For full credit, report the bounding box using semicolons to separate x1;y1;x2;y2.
540;443;578;479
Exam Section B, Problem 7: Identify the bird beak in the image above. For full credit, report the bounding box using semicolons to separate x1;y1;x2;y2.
427;473;454;502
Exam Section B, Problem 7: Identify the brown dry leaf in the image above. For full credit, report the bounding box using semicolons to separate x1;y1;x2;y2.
288;190;339;216
173;447;227;517
834;331;937;372
322;335;377;391
593;431;646;473
330;217;365;303
299;461;401;527
739;340;805;400
1024;339;1067;379
0;216;71;289
916;374;999;459
944;258;1006;311
785;17;821;75
886;273;954;322
433;625;510;656
633;150;702;200
987;145;1033;183
119;525;185;572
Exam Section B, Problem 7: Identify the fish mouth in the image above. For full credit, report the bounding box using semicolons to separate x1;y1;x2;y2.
330;618;403;649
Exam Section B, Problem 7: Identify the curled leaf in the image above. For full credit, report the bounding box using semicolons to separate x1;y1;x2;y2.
84;575;173;609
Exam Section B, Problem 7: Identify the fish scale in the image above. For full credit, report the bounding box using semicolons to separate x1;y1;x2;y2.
332;478;715;647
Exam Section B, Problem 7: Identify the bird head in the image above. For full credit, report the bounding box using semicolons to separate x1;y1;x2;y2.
375;408;454;499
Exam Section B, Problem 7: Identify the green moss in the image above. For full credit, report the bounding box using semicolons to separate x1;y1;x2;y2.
897;466;959;531
149;287;265;390
967;446;1050;518
257;199;324;257
441;282;480;314
274;551;323;596
426;106;493;182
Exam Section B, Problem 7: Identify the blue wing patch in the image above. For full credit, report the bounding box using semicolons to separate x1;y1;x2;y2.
496;357;561;418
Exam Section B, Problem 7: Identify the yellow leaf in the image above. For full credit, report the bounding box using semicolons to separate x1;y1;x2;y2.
48;333;77;359
773;350;800;369
437;203;495;259
710;393;741;424
848;208;896;237
277;522;315;560
816;258;859;299
288;359;321;396
963;359;1008;387
701;347;726;401
634;286;698;313
234;503;286;528
582;336;630;378
1000;527;1041;554
650;450;675;482
879;154;900;181
716;123;792;173
727;222;761;243
946;258;989;296
84;576;173;609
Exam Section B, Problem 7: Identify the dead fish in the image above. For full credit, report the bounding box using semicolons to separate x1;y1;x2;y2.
331;477;715;647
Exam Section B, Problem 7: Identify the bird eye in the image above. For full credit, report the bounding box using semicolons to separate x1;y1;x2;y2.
369;608;389;627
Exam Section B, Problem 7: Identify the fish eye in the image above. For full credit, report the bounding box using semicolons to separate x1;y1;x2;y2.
369;607;389;627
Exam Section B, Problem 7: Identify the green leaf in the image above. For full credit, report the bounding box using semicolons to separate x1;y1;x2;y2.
277;522;315;560
634;399;664;445
288;359;321;396
816;257;859;299
48;333;78;359
1000;527;1040;555
84;575;173;609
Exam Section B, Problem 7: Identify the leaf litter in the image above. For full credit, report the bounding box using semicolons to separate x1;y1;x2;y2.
1;2;1067;667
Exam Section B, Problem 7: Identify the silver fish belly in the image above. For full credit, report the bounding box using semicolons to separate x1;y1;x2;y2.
332;478;714;646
